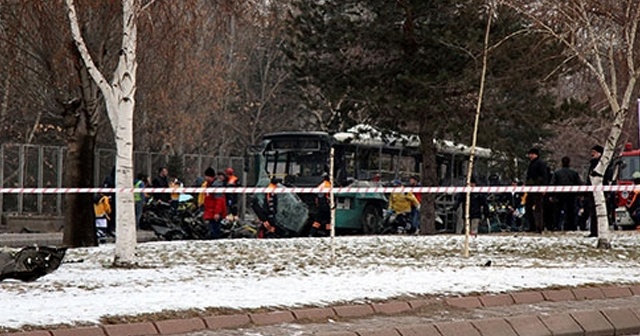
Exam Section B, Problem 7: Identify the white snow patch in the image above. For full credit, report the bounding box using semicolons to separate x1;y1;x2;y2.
1;232;639;329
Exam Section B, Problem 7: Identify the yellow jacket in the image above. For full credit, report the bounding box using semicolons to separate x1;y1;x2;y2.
197;181;208;207
169;180;181;201
94;195;112;220
388;192;419;214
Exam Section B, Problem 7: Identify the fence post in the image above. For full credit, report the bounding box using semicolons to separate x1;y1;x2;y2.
18;145;24;215
57;147;64;216
37;146;44;214
241;164;247;220
146;152;152;178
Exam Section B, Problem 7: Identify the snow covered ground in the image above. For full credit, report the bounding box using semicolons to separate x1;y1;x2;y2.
1;231;639;330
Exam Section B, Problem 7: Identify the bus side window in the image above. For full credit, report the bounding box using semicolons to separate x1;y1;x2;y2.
439;164;448;182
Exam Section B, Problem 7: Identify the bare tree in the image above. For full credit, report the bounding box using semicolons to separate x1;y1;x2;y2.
503;0;640;248
66;0;139;264
0;1;120;247
135;1;231;155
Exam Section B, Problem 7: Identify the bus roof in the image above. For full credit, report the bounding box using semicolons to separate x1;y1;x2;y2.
263;131;332;140
334;124;493;158
262;124;493;158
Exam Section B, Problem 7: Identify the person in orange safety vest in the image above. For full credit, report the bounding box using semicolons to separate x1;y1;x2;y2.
309;173;332;237
225;167;239;217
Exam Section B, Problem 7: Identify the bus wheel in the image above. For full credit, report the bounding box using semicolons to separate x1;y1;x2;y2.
361;205;382;235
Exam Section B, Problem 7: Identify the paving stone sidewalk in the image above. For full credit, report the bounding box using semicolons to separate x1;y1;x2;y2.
3;285;640;336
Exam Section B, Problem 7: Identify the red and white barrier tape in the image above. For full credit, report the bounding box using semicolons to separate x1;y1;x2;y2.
0;185;637;194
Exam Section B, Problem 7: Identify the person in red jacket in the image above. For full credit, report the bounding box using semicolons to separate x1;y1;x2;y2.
203;167;227;239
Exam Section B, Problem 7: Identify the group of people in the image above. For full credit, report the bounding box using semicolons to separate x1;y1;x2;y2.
94;166;241;241
196;167;240;239
521;145;609;236
445;145;616;237
259;173;335;238
94;143;628;241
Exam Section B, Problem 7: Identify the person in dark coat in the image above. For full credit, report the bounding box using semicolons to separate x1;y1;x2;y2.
550;156;582;231
309;173;332;237
152;167;171;203
505;180;525;232
525;147;549;233
260;177;279;238
451;178;490;234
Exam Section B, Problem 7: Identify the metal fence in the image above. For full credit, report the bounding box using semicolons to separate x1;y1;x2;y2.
1;143;245;217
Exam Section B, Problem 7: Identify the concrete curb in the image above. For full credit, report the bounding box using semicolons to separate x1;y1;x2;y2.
0;231;157;248
2;285;640;336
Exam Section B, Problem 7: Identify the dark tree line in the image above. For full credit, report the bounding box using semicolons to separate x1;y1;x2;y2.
284;0;583;233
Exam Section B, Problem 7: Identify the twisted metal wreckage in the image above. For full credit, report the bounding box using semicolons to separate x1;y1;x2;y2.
0;246;66;282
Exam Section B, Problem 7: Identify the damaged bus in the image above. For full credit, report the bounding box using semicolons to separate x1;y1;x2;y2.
251;124;498;235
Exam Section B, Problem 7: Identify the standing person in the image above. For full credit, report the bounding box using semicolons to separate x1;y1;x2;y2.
93;193;112;243
224;167;240;218
168;175;182;211
133;173;147;230
506;180;525;232
624;171;640;228
408;175;422;232
202;167;227;239
585;145;603;237
259;177;279;238
152;167;171;203
525;147;549;233
101;167;116;236
451;178;489;235
550;156;582;231
310;173;332;237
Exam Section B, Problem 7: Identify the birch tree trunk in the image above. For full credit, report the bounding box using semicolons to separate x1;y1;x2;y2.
464;4;492;258
66;0;139;265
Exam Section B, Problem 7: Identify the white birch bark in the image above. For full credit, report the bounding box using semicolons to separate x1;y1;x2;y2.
66;0;139;265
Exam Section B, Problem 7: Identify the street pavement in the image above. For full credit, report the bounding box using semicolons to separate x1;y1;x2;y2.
178;293;640;336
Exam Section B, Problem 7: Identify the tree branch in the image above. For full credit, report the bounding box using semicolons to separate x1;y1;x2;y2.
140;0;158;13
64;0;115;119
625;1;640;77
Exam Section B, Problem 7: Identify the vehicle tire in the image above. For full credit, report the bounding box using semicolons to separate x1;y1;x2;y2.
361;205;382;235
